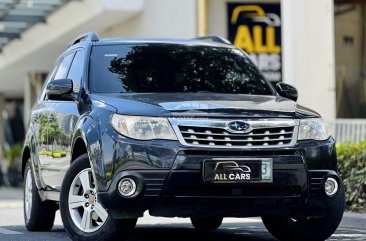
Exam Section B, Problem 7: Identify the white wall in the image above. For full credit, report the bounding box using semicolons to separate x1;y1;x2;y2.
101;0;197;38
282;0;336;123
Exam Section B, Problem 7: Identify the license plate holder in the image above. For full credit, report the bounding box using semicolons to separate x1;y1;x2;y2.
203;158;273;183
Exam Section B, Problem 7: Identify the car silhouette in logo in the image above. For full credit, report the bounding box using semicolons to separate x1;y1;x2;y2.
227;121;250;132
230;5;281;27
214;161;251;173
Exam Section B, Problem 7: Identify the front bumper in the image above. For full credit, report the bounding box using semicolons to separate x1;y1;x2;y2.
98;137;340;219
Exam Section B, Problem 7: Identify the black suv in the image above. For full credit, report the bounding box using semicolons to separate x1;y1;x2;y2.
23;32;344;241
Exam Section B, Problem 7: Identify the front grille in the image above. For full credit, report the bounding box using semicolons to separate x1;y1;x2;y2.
177;125;295;148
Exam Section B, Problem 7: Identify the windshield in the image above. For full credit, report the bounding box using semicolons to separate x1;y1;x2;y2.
90;44;274;95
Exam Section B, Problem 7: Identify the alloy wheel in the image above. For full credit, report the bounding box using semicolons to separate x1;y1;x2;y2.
68;168;108;233
24;168;33;222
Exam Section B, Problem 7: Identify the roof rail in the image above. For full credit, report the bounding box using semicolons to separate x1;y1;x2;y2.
69;32;99;47
193;35;231;45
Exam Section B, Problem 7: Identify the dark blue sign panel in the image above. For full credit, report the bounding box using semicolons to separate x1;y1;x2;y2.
227;3;282;83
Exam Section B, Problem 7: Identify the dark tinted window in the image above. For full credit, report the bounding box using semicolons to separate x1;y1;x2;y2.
54;53;74;80
90;44;273;95
67;50;84;93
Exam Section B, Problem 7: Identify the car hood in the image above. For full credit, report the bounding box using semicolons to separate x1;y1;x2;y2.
91;93;320;118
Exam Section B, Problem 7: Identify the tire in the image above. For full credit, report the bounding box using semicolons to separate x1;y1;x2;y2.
24;160;57;231
191;217;223;230
60;154;137;241
262;184;345;241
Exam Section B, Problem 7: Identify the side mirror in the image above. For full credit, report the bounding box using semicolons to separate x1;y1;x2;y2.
46;79;73;100
276;83;298;102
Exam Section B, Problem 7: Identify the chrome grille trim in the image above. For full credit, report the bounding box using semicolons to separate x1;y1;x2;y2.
183;137;293;142
180;130;294;136
169;118;299;149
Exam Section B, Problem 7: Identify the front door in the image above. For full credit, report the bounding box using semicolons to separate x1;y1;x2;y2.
39;51;76;189
47;49;86;189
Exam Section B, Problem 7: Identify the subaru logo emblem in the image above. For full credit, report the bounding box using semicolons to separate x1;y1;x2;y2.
227;121;250;132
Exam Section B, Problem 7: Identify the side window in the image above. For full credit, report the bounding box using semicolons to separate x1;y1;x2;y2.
53;53;75;80
39;63;59;101
43;52;75;101
67;50;85;93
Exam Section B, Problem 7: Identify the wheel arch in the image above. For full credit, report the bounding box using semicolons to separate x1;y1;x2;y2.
71;137;88;163
22;145;31;176
71;116;107;190
21;134;45;189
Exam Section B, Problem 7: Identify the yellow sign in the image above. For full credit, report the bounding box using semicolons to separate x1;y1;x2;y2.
228;3;282;82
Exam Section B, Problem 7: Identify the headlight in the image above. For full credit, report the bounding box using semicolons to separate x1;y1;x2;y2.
111;114;177;140
298;118;329;141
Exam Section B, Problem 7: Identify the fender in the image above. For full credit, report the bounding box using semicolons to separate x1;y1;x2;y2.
22;127;46;190
71;115;109;191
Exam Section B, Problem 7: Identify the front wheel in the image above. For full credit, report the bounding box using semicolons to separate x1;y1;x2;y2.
262;184;345;241
60;154;137;241
190;217;223;230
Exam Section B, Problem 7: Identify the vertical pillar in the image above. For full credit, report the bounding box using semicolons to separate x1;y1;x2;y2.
0;95;4;159
281;0;336;125
0;94;5;186
24;78;33;129
25;72;46;128
197;0;208;36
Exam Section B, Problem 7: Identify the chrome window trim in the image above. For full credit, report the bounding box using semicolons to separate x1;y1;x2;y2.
169;118;299;149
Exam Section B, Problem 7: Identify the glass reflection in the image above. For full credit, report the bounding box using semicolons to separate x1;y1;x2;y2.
90;44;273;95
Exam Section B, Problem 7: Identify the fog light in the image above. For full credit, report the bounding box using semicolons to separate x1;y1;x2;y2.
118;178;137;197
324;177;338;197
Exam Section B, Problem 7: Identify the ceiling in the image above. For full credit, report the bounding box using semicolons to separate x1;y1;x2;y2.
0;0;72;50
0;0;144;97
